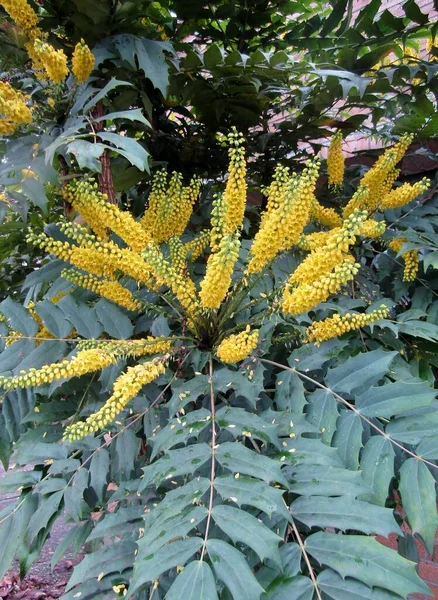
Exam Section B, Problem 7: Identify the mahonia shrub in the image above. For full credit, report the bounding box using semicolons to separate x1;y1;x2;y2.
0;130;437;600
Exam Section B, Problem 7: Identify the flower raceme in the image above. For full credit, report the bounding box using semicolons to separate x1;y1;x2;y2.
8;132;430;441
72;39;95;84
388;238;420;281
327;131;344;187
0;81;32;135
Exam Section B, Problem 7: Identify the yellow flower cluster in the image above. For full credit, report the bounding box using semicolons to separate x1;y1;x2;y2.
0;0;37;32
248;160;320;274
210;194;227;252
64;180;151;252
217;326;259;364
184;229;211;261
0;348;117;390
64;358;166;441
297;230;334;252
200;234;240;309
169;237;186;275
388;239;419;281
343;134;414;216
61;270;142;311
76;337;174;357
290;210;367;286
141;170;200;243
33;40;69;84
72;39;95;84
282;257;360;316
306;306;389;344
327;131;344;187
143;244;200;316
222;129;247;234
310;198;342;229
0;81;32;135
265;165;291;213
380;178;430;210
359;219;386;238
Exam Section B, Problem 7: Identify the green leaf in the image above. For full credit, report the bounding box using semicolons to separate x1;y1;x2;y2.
13;340;68;375
356;380;436;418
332;412;363;470
291;496;401;537
216;406;280;447
212;505;282;565
167;374;209;416
150;408;212;459
26;490;64;543
0;470;41;493
51;521;93;570
274;370;306;413
0;509;22;578
129;538;203;596
89;448;109;503
325;350;397;394
67;541;136;591
360;437;395;506
386;412;438;445
306;389;338;445
139;443;211;490
305;532;430;598
399;458;437;553
64;468;89;522
98;132;150;172
82;78;133;113
417;435;438;460
67;140;106;171
207;539;265;600
215;475;290;520
291;437;343;467
34;300;73;338
0;297;38;336
289;338;348;372
204;43;224;67
93;108;151;127
317;569;400;599
23;260;65;290
263;575;313;600
95;299;134;339
214;365;266;407
87;506;143;542
21;178;48;212
398;320;438;343
216;442;288;486
139;505;208;555
13;441;67;465
289;465;371;498
0;339;36;375
166;560;218;600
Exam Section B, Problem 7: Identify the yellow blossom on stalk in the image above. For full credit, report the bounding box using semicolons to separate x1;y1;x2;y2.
169;237;187;275
359;219;386;238
306;306;389;344
72;39;95;84
296;230;335;252
248;160;319;274
200;234;240;310
282;257;360;316
327;131;344;187
290;210;367;286
380;168;400;197
0;81;32;134
310;197;342;229
265;165;291;213
141;170;200;243
61;270;142;311
184;229;211;261
0;0;38;32
34;40;69;84
217;326;259;364
64;358;166;441
388;239;419;282
210;194;227;252
76;337;174;357
64;180;152;251
222;128;247;234
379;178;430;210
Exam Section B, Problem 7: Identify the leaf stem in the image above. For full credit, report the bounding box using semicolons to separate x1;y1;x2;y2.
200;355;216;561
288;520;322;600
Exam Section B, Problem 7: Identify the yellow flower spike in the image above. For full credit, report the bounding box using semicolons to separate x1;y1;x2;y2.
184;229;211;261
388;239;419;282
65;180;152;252
61;270;142;311
296;230;336;252
282;257;360;316
169;237;187;275
223;128;247;234
76;337;174;357
265;165;291;213
306;306;389;344
63;358;166;441
290;210;367;286
72;39;95;84
210;194;228;253
0;81;32;134
359;219;386;238
379;178;430;210
217;327;259;364
0;0;38;32
248;160;320;274
33;40;69;83
327;131;344;187
310;197;342;229
199;233;240;310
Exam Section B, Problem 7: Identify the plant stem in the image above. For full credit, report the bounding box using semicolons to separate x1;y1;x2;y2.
289;520;322;600
200;355;216;561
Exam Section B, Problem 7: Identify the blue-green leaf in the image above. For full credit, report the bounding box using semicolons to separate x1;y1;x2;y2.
356;381;436;418
0;297;38;336
386;412;438;445
326;350;397;394
360;437;395;506
289;465;371;498
166;560;218;600
317;569;399;599
332;412;363;470
306;389;338;444
95;299;133;339
216;442;288;486
34;300;73;338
